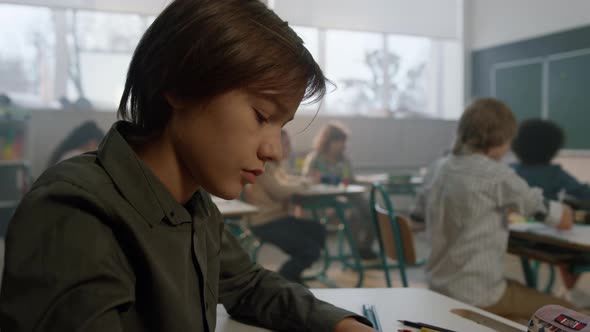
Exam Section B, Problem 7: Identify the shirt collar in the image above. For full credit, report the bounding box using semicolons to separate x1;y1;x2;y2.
98;121;208;226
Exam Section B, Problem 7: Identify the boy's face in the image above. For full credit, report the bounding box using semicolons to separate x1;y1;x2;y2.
487;141;512;161
166;89;300;199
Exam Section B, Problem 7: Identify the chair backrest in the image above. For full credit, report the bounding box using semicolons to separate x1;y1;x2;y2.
374;205;417;265
370;183;417;265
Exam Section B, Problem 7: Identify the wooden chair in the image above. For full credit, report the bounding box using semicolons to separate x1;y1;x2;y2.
370;183;424;287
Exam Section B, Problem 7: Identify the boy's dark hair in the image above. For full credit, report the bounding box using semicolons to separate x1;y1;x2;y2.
48;121;105;166
512;118;565;165
313;122;349;155
453;98;516;154
118;0;326;136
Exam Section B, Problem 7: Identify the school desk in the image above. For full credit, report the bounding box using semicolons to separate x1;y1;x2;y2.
212;197;262;261
355;173;424;196
211;197;259;218
509;223;590;291
214;288;527;332
292;184;369;287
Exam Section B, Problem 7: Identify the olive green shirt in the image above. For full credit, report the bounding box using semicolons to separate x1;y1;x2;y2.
0;121;367;332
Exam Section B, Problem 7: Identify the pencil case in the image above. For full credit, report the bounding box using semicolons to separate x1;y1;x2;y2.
528;305;590;331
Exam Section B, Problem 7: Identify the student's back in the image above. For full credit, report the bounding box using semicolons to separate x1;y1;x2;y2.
426;153;545;306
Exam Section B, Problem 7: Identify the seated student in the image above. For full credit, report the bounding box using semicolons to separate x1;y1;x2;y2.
425;98;577;321
244;130;326;283
0;1;374;331
512;118;590;202
302;122;377;259
46;120;105;167
409;150;449;224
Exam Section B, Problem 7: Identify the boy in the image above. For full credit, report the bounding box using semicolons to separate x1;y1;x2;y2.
425;98;575;321
0;1;374;331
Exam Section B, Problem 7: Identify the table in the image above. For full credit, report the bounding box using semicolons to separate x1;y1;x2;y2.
293;184;369;287
212;197;261;260
355;173;423;196
215;288;526;332
356;173;423;186
212;197;259;218
563;196;590;210
509;223;590;290
296;184;368;197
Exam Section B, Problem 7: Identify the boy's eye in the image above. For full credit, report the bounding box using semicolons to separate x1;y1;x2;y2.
254;109;268;124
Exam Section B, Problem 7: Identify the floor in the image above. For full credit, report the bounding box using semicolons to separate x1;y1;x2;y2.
255;228;590;309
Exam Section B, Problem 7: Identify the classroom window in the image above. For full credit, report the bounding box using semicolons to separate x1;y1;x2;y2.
291;26;320;61
324;30;384;116
292;26;440;118
0;4;55;107
0;6;457;118
386;35;431;117
0;4;153;110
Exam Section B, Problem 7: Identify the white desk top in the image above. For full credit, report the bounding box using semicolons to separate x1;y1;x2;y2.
215;288;526;332
510;223;590;250
211;198;259;218
356;173;424;186
295;184;367;197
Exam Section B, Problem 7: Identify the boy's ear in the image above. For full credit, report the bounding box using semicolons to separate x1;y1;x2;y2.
164;93;189;110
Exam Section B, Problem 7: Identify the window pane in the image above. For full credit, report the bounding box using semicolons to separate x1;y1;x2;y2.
292;25;319;61
78;52;132;109
0;4;55;105
324;30;383;115
387;34;431;117
75;10;150;52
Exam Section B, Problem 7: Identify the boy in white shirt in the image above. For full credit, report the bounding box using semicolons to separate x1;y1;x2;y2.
426;98;576;321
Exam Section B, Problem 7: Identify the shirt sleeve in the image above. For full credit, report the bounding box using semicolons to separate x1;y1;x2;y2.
498;171;561;225
0;181;135;332
216;218;371;332
560;167;590;201
301;152;319;177
258;163;306;201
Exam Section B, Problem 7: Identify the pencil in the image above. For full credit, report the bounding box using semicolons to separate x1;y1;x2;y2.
398;320;458;332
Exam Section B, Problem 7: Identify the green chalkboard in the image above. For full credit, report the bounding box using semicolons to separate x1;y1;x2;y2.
495;63;543;123
548;53;590;149
472;24;590;150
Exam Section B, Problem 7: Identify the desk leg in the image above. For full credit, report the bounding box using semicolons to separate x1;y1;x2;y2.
333;202;364;288
301;208;339;288
520;257;537;289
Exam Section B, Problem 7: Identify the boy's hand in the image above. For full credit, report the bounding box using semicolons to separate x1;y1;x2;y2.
557;204;574;230
333;318;377;332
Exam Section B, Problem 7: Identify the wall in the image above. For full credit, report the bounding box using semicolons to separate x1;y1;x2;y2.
273;0;461;40
283;115;457;172
466;0;590;181
468;0;590;50
2;0;170;14
25;110;117;177
25;110;457;178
